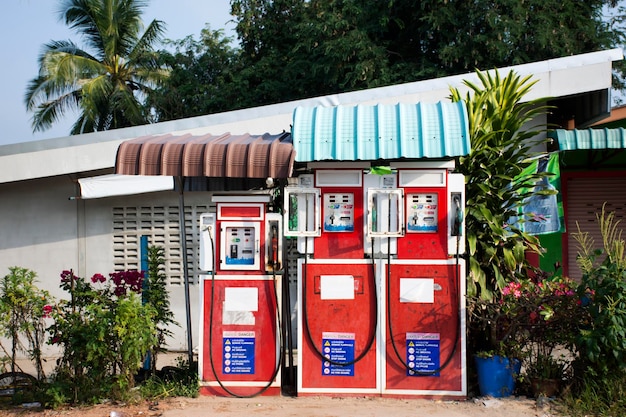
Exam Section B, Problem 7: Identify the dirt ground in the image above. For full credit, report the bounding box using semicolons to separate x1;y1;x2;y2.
0;395;563;417
2;355;565;416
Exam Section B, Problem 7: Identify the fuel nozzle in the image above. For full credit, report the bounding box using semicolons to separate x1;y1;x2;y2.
452;195;463;236
267;223;281;271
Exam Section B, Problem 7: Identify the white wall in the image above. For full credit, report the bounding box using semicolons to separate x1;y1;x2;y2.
0;176;209;354
0;177;80;300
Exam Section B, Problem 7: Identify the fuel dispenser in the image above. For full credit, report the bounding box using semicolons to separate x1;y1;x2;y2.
198;195;283;397
290;164;466;398
382;167;466;397
287;169;380;395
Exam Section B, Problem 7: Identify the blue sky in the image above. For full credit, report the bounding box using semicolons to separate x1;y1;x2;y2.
0;0;235;146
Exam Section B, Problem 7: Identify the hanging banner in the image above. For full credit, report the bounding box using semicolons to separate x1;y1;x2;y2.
518;153;565;235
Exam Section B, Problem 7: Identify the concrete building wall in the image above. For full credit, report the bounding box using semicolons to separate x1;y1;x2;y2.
0;176;80;299
0;176;213;353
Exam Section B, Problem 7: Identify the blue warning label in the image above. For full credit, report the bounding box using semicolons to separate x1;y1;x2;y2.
321;332;355;376
223;331;255;375
406;332;440;377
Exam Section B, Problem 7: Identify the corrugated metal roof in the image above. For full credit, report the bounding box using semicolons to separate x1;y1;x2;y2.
291;101;470;162
115;132;295;178
549;128;626;150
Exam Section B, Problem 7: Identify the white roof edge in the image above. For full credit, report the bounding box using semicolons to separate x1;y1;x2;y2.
0;48;622;184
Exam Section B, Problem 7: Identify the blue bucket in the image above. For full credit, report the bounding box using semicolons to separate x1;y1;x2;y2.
475;355;521;397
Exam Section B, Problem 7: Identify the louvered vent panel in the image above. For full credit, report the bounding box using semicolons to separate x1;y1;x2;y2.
113;204;212;286
566;176;626;281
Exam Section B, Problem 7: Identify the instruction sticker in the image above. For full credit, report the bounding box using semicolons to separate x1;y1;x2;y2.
223;331;255;375
321;332;355;376
406;332;440;377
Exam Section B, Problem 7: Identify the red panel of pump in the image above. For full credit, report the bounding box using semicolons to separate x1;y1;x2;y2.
314;187;364;259
201;278;280;396
299;261;378;392
397;187;449;260
384;261;463;395
219;205;262;218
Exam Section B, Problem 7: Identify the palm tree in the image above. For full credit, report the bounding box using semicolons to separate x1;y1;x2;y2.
25;0;168;134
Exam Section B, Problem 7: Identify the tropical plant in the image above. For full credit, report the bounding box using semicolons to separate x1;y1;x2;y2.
25;0;168;134
0;266;52;380
450;70;552;302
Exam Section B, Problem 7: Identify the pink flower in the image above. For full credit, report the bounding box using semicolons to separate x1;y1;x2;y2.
42;305;53;318
91;273;106;283
60;270;75;283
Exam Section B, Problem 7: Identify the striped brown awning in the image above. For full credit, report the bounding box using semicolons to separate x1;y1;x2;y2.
115;132;295;178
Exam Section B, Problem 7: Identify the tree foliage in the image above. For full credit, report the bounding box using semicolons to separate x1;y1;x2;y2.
149;0;624;121
390;0;621;78
25;0;168;134
147;26;238;121
29;0;625;130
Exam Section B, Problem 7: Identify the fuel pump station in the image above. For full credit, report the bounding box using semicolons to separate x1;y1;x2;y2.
198;195;283;397
288;162;466;398
382;165;466;397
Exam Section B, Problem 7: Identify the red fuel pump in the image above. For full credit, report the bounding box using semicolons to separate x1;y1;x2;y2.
381;168;466;398
287;169;381;395
198;195;284;397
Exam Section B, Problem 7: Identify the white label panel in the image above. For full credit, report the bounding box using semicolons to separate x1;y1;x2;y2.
320;275;355;300
400;278;434;303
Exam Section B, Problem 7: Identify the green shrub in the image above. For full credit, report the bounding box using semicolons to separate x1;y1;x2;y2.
47;269;157;404
563;205;626;415
143;245;177;372
0;267;52;380
572;206;626;378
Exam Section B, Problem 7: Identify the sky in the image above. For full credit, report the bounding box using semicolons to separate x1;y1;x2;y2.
0;0;236;146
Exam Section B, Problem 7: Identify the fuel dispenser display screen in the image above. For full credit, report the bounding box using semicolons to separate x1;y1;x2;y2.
407;193;438;233
226;227;255;265
219;222;260;271
323;193;355;232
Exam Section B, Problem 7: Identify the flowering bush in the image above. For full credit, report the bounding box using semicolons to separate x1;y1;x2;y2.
470;274;585;361
47;269;156;404
502;277;582;349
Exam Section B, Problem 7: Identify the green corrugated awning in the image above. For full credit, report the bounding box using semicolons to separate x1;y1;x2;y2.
549;128;626;150
292;101;470;162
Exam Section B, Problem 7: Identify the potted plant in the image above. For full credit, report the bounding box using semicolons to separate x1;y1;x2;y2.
470;292;527;398
470;275;582;397
524;352;568;397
